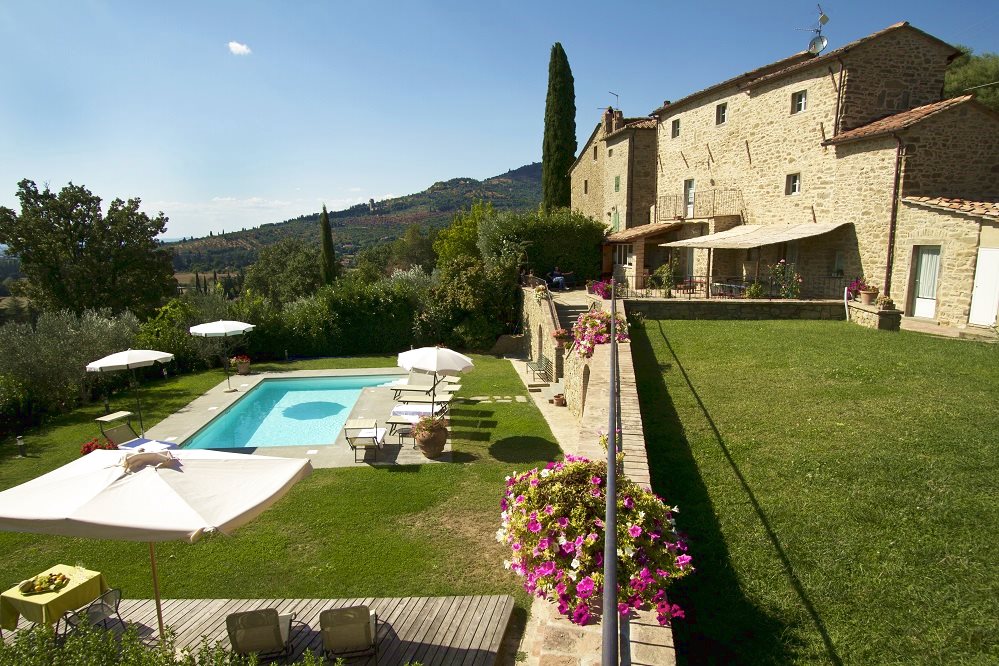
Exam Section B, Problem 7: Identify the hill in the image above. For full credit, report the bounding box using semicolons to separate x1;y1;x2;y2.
169;162;541;272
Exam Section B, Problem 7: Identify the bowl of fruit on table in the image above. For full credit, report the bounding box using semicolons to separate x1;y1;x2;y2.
18;572;70;595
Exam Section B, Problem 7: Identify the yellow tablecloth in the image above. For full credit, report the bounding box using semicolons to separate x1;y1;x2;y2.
0;564;108;631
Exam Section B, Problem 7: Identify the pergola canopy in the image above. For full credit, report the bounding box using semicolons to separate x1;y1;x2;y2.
606;222;681;244
659;223;847;249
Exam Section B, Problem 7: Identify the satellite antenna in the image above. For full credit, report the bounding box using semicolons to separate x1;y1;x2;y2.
798;4;830;55
609;91;619;108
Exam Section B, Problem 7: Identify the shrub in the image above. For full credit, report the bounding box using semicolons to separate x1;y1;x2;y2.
80;437;117;455
769;260;802;299
744;282;765;299
0;309;139;417
498;454;693;627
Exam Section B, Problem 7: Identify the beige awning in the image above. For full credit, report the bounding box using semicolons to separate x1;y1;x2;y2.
659;223;848;249
606;222;681;243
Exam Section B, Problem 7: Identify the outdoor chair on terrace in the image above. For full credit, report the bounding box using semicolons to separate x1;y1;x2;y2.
320;605;379;663
58;588;125;640
101;423;176;452
344;419;387;463
226;608;296;663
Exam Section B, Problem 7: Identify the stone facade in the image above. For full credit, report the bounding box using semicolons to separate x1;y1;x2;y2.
835;27;955;131
847;301;902;330
570;108;657;232
570;124;606;226
520;287;564;377
892;203;993;327
899;103;999;200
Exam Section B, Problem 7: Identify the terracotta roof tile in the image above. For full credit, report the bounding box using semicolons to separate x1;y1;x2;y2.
823;96;973;145
603;117;657;140
903;196;999;219
651;51;814;116
743;22;960;90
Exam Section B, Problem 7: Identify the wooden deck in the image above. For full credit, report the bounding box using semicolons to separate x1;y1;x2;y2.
7;595;516;665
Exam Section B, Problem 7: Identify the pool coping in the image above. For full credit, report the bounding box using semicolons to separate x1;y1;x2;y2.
143;367;457;469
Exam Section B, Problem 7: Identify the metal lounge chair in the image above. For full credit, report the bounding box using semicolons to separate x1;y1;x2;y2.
344;419;387;463
58;588;125;640
226;608;296;663
102;423;176;452
319;605;379;663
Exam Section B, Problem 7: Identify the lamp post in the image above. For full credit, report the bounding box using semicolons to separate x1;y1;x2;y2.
602;279;619;665
16;435;26;457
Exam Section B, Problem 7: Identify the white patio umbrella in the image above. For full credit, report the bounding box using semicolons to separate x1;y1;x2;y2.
0;449;312;640
397;347;474;416
86;349;175;436
189;320;255;392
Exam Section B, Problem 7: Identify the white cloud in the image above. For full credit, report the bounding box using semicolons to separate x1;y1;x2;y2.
228;41;252;56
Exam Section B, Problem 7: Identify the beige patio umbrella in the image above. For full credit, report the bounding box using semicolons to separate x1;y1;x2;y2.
397;346;474;416
189;320;255;392
0;449;312;639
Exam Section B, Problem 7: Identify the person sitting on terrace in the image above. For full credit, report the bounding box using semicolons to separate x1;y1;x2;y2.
549;266;572;291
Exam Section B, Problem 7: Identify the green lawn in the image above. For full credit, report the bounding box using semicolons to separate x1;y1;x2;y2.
0;354;559;627
632;320;998;664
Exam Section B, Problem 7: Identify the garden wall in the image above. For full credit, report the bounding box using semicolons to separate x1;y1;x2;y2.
520;287;563;376
624;298;845;321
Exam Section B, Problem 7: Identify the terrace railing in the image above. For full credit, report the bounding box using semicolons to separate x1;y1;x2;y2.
616;275;849;300
656;189;744;221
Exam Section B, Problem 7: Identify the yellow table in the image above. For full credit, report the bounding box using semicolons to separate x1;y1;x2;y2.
0;564;108;631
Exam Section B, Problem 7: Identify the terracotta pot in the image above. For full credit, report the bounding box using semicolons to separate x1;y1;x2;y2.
859;289;878;306
416;427;448;459
236;361;251;375
553;394;567;407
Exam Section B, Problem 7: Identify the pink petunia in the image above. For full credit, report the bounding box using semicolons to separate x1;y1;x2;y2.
628;524;642;538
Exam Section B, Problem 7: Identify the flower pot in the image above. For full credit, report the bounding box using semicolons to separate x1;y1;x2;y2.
415;427;448;459
859;289;878;306
553;394;567;407
236;361;251;375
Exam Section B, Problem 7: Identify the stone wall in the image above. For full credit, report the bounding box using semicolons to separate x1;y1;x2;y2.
892;203;984;327
570;124;606;225
605;132;631;231
520;287;564;373
624;298;846;321
900;103;999;200
847;301;902;331
630;128;658;228
837;27;955;132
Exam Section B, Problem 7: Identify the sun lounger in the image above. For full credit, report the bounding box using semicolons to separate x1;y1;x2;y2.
343;419;386;463
396;393;453;406
390;402;449;419
102;423;177;452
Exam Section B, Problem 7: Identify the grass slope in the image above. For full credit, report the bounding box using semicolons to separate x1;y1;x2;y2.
632;320;998;664
0;355;559;624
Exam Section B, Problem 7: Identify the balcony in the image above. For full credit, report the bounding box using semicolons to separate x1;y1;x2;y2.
657;189;743;222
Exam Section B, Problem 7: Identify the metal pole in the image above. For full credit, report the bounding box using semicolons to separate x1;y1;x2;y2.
602;279;619;666
148;542;166;641
132;368;145;436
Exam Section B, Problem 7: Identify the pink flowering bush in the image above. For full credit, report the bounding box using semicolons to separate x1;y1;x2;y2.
769;259;803;299
497;454;693;626
572;309;629;358
591;280;613;299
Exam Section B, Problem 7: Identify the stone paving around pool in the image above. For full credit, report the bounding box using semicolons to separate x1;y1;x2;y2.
145;367;477;469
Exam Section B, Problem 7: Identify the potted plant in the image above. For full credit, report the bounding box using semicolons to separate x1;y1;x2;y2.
552;328;573;345
859;284;879;306
411;416;448;458
553;393;567;407
875;294;896;310
230;354;252;375
533;284;549;304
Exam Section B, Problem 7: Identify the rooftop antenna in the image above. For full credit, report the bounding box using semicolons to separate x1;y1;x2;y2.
609;91;619;108
797;4;830;55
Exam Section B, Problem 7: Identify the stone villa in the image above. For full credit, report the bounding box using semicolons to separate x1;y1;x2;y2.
571;22;999;329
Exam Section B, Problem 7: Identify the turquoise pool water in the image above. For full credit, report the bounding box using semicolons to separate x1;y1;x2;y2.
184;375;400;449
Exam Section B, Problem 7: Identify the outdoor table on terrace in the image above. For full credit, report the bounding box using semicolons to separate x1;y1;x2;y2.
0;564;108;631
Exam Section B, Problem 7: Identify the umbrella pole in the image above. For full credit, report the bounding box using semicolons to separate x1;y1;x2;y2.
149;542;166;641
223;338;235;392
132;368;145;436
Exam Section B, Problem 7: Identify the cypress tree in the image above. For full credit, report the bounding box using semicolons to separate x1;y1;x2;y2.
319;203;337;285
541;42;577;211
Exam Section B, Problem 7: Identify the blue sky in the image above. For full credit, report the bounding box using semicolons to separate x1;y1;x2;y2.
1;1;996;239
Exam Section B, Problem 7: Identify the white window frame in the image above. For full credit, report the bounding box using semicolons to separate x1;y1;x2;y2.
791;90;807;114
785;173;801;195
716;102;727;125
614;243;634;266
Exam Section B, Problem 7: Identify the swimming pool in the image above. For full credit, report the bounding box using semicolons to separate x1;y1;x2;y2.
183;374;400;449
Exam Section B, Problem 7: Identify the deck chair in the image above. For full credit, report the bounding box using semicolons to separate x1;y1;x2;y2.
319;605;379;663
344;420;387;463
102;423;176;452
226;608;295;663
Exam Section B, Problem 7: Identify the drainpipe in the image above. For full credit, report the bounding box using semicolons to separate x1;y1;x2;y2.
627;129;635;228
885;133;904;297
834;58;846;133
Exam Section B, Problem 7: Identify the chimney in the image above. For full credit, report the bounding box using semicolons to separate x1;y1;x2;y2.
613;110;624;132
602;107;614;133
